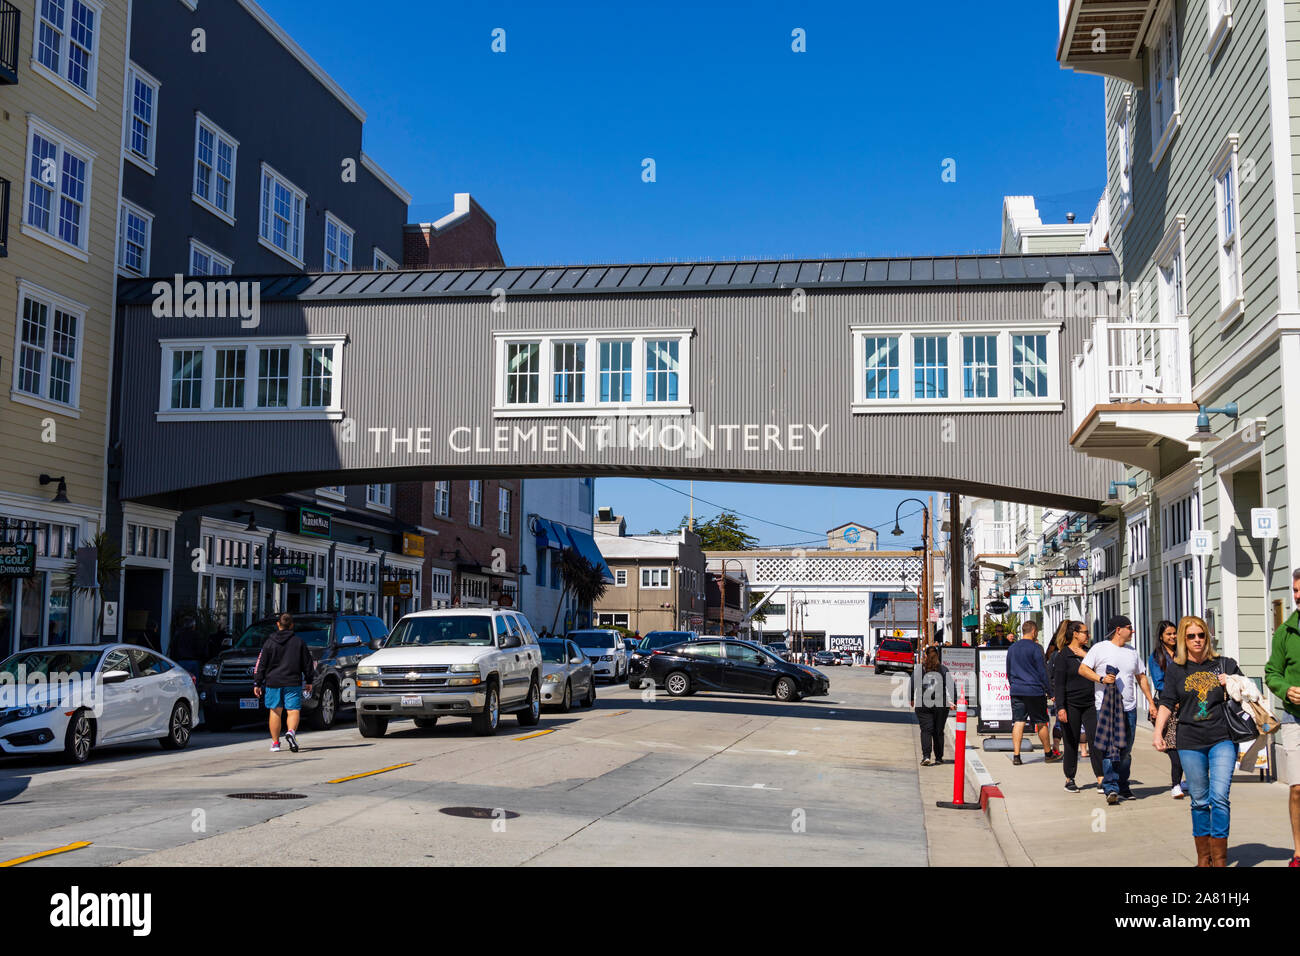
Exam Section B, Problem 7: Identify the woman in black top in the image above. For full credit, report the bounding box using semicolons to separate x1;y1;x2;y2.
1051;619;1102;792
1147;620;1185;797
1153;616;1242;867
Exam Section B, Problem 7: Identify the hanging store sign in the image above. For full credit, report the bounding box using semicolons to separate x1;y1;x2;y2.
381;579;414;598
297;507;332;539
0;542;35;578
1048;577;1084;596
402;532;425;557
271;564;308;583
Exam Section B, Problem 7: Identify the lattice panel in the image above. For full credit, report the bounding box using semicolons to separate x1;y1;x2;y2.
753;556;922;585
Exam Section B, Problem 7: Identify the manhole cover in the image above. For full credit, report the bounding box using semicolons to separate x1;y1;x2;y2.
438;806;519;819
227;792;308;800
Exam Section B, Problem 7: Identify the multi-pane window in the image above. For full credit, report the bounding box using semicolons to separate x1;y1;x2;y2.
641;568;670;589
169;349;202;409
1162;491;1199;550
913;335;948;399
324;214;353;272
1159;243;1186;320
645;339;680;402
599;340;632;402
614;569;628;587
117;202;152;276
1128;515;1149;565
1148;8;1179;158
505;342;540;404
433;481;450;517
366;485;392;509
373;248;398;271
125;523;171;560
259;164;306;264
35;0;100;98
213;348;246;409
553;342;585;403
468;481;483;526
1115;96;1133;222
193;115;237;221
962;335;997;398
14;288;81;408
862;336;899;400
300;346;333;408
1213;137;1242;315
498;487;511;534
126;64;160;169
1011;334;1048;398
256;346;289;407
190;240;232;276
25;122;92;252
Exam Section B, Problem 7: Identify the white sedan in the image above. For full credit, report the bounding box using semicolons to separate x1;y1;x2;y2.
0;644;199;763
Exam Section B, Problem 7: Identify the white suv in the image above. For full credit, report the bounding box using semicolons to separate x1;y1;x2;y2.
355;608;543;737
567;629;627;681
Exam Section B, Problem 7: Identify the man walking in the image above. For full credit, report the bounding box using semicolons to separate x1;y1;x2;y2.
1080;615;1155;804
1265;569;1300;867
1008;620;1060;766
253;613;314;753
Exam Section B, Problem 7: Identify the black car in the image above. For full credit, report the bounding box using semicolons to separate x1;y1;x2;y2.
813;651;839;667
628;639;829;702
629;630;699;665
198;613;387;730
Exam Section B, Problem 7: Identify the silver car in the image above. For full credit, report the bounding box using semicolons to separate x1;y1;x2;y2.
538;639;596;711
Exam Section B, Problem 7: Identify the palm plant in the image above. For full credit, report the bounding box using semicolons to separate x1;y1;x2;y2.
549;548;609;635
66;531;124;640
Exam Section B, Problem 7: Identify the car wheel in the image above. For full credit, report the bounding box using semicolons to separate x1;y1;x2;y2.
774;677;798;702
63;709;93;764
471;682;500;736
516;679;542;727
583;677;596;708
665;671;691;697
358;715;388;738
159;700;192;750
413;717;439;730
558;680;573;713
309;681;337;730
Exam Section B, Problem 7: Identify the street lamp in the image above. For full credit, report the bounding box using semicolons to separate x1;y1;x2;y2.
891;498;932;647
1187;403;1238;444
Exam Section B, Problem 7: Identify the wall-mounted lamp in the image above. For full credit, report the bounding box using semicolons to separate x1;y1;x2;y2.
357;535;378;555
1108;479;1139;500
233;509;258;531
38;474;68;504
1188;403;1239;443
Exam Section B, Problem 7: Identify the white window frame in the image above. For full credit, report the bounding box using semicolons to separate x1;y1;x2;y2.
156;336;345;421
433;480;450;518
189;238;233;276
31;0;101;108
1154;214;1187;324
259;162;307;267
316;487;346;501
365;484;393;512
10;279;85;417
324;212;354;273
373;247;398;271
21;116;96;261
1158;482;1203;621
498;487;511;534
191;113;238;225
117;200;154;277
850;325;1062;413
641;567;670;589
614;568;628;587
1147;1;1181;170
493;329;693;416
468;480;483;527
1112;89;1134;233
124;62;161;173
1207;0;1233;61
1211;133;1244;324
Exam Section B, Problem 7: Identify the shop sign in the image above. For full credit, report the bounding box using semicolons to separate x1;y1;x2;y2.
381;579;414;598
402;532;425;557
0;542;35;578
297;507;332;539
272;563;308;583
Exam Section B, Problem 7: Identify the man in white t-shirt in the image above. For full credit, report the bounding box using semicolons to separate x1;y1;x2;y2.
1079;615;1156;803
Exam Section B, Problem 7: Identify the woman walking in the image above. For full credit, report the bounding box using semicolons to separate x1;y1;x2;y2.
1051;619;1104;792
913;645;956;766
1153;616;1243;867
1148;620;1186;799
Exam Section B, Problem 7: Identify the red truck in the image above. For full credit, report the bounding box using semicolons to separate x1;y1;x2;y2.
874;638;917;675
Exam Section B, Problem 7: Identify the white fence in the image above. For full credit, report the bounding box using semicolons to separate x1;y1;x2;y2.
1070;316;1192;433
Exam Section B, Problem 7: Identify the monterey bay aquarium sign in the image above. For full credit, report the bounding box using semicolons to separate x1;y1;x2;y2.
115;254;1122;512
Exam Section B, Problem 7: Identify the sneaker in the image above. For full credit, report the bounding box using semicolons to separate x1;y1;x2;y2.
1106;792;1119;806
1290;857;1300;868
1044;751;1063;763
270;741;281;752
933;758;943;765
1012;754;1022;766
921;758;932;766
1119;790;1136;801
1171;784;1184;799
1064;780;1080;793
284;730;299;753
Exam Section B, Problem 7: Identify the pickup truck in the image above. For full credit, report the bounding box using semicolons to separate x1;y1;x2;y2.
355;608;543;737
873;638;917;675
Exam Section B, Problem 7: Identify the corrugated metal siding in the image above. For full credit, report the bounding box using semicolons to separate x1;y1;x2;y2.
118;286;1118;510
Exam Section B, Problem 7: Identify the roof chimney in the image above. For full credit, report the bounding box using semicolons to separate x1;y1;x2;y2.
1066;212;1076;223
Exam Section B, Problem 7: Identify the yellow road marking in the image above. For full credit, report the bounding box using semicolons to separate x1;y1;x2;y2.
0;841;92;867
327;763;414;784
514;729;556;740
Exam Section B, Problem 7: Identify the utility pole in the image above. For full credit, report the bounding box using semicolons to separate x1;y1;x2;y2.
949;493;962;647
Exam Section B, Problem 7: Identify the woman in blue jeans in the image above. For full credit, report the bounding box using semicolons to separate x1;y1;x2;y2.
1153;615;1242;867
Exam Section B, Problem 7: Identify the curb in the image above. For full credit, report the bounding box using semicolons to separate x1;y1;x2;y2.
946;722;1033;867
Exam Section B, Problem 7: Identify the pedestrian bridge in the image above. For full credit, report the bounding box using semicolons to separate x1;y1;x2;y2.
115;252;1123;511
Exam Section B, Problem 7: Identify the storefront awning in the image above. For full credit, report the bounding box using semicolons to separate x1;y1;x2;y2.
533;518;567;550
562;528;615;584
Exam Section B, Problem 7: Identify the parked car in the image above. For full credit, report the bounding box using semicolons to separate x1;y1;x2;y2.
813;651;839;667
836;649;857;665
631;630;700;665
198;613;384;731
568;628;628;681
763;642;791;661
538;639;596;711
874;638;917;675
355;608;542;737
0;644;199;764
629;639;829;701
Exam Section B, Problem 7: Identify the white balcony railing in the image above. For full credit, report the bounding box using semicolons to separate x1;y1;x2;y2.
1070;316;1192;434
974;520;1015;556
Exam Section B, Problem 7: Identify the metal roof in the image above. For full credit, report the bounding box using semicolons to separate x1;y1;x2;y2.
117;252;1119;304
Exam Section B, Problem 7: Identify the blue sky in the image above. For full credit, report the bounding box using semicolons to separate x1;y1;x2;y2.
262;0;1105;546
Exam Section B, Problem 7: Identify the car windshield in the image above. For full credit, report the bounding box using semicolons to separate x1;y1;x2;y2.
641;632;691;650
0;649;102;680
386;616;495;647
881;640;913;652
234;620;332;650
570;631;616;649
538;640;569;664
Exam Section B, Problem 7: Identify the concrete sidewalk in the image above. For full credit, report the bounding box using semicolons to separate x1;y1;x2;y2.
951;719;1297;867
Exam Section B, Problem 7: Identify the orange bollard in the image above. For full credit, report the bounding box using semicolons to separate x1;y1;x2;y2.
936;689;981;810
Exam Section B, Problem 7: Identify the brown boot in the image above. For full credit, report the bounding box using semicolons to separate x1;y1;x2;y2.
1194;835;1212;867
1209;837;1228;867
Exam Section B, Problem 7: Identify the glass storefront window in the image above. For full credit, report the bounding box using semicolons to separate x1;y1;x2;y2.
47;587;70;644
233;580;248;629
215;578;231;627
251;581;261;620
0;581;14;658
19;576;42;651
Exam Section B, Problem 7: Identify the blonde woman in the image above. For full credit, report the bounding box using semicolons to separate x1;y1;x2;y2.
1153;616;1243;867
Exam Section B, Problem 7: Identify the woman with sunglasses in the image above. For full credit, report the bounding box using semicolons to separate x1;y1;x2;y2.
1051;619;1103;792
1147;619;1186;798
1153;615;1243;867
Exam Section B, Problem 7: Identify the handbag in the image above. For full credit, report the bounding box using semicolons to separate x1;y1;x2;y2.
1218;659;1259;743
1162;702;1179;750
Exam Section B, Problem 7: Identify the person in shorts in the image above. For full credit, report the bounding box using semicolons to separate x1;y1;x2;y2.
1265;569;1300;867
1007;621;1060;766
253;613;314;753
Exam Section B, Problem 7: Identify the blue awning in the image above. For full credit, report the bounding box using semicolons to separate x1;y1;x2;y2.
532;518;566;550
560;527;615;583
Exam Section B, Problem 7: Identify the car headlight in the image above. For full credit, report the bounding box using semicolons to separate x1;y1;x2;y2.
201;662;219;678
15;705;55;719
358;679;380;688
600;655;613;662
543;673;562;683
357;666;379;677
448;663;479;673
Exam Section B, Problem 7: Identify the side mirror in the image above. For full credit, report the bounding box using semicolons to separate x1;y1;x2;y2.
339;634;362;647
501;633;521;649
101;669;130;685
370;638;385;651
570;656;584;665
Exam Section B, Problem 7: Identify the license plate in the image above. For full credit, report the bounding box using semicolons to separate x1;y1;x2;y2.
239;698;259;710
400;695;422;707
